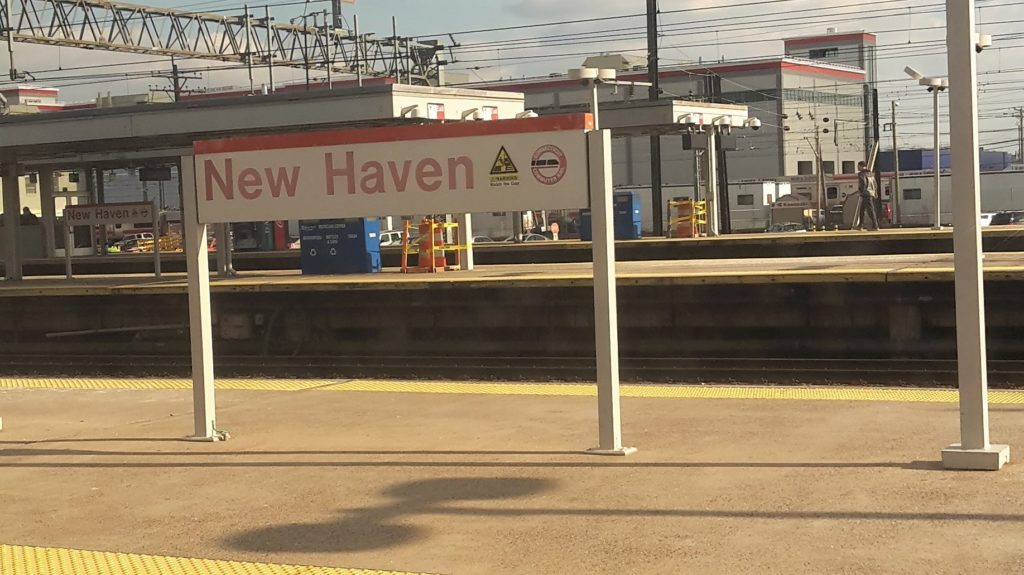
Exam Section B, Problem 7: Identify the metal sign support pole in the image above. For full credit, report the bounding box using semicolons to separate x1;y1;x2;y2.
180;156;223;442
152;200;162;278
941;0;1008;470
586;129;635;456
63;214;73;279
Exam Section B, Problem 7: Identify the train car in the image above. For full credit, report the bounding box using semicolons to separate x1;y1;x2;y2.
783;170;1024;227
892;170;1024;226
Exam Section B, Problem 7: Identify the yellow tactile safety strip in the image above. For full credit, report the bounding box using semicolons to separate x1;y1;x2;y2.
328;380;1024;404
2;377;1024;404
0;378;339;392
0;544;431;575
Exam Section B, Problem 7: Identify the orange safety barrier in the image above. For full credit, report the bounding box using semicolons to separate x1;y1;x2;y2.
401;217;464;273
668;199;707;238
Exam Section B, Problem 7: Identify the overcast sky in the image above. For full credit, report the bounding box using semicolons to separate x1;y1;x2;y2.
2;0;1021;152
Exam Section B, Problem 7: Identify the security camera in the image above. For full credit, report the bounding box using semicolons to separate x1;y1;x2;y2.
976;33;992;53
745;117;762;131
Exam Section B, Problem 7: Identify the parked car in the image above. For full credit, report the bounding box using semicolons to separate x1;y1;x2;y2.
379;230;405;247
980;212;998;227
472;236;494;243
990;210;1024;226
120;238;144;253
765;222;807;233
503;233;550;242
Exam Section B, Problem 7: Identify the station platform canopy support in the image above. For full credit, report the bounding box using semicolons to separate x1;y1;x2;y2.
181;113;635;454
940;0;1010;470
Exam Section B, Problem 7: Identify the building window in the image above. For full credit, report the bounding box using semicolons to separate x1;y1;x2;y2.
822;161;835;174
781;89;863;108
826;187;839;200
68;172;81;183
809;47;840;60
842;161;856;174
903;189;922;200
737;194;754;206
28;173;38;184
797;161;814;175
427;103;445;120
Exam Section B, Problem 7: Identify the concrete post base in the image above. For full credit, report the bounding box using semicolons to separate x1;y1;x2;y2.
942;443;1010;471
185;430;230;443
586;446;638;457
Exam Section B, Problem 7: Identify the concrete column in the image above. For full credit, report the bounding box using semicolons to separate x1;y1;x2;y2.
180;156;224;442
215;223;229;276
706;131;720;237
2;160;22;280
586;129;635;457
39;168;57;258
455;212;474;271
941;0;1009;470
96;169;108;255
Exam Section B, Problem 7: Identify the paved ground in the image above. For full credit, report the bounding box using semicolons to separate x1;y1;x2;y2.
2;252;1024;298
2;381;1024;574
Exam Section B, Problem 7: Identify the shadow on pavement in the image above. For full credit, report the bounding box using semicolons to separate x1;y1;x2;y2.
227;477;554;553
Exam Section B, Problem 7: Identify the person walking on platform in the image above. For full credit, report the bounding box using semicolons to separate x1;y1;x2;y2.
856;161;880;231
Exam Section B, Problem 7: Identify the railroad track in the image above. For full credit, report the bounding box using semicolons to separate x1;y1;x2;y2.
1;355;1024;387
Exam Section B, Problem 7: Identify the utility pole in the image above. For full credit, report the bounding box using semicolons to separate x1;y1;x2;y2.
323;10;332;90
647;0;664;235
303;14;311;90
891;101;901;226
172;56;182;101
264;6;275;92
152;56;200;101
1012;106;1024;163
244;5;254;93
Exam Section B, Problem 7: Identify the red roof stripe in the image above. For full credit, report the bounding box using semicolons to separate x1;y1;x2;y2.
193;113;594;155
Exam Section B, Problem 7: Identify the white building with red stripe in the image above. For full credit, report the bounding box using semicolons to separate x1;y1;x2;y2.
476;30;877;194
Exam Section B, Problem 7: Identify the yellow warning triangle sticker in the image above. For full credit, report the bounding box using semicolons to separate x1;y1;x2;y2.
490;146;519;175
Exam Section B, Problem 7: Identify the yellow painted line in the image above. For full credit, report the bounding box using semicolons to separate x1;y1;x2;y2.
0;544;430;575
0;378;339;392
328;380;1024;404
2;377;1024;404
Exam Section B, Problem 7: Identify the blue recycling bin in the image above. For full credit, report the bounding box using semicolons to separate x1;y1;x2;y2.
578;192;643;241
300;218;381;275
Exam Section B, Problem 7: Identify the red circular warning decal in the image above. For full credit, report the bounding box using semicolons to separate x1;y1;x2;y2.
531;145;568;186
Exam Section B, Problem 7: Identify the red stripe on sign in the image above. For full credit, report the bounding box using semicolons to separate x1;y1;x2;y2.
194;114;594;155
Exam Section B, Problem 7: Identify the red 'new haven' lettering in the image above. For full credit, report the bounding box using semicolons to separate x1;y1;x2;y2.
205;158;233;200
265;166;301;198
205;158;301;200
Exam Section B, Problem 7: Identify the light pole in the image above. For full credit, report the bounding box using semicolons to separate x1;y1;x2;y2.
905;66;948;229
940;0;1008;471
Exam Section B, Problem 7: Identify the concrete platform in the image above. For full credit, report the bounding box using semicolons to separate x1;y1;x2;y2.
1;252;1024;298
1;380;1023;574
8;226;1024;277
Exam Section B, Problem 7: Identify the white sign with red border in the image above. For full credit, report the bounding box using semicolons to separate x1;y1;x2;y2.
193;115;593;224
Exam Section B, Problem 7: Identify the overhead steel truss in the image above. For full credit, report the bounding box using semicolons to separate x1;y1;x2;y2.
0;0;445;84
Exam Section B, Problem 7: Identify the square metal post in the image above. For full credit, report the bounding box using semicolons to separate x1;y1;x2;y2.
586;129;636;456
2;160;23;280
180;156;224;442
941;0;1009;470
455;213;474;271
39;168;57;258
